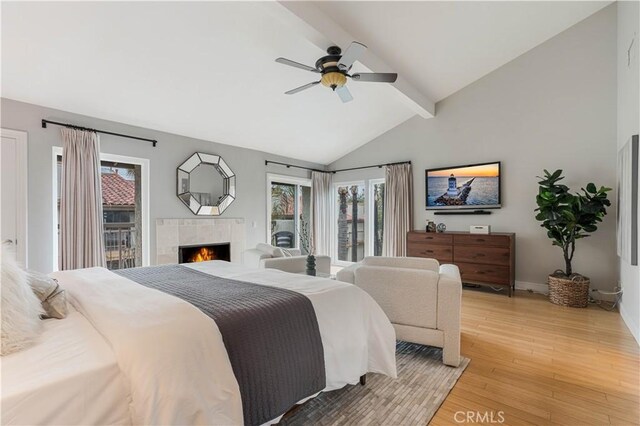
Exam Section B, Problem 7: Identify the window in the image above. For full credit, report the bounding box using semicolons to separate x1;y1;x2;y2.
335;182;366;263
53;148;149;271
267;175;311;253
331;178;385;264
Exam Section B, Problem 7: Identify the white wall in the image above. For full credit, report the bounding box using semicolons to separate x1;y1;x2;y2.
617;1;640;344
330;5;618;291
0;98;321;273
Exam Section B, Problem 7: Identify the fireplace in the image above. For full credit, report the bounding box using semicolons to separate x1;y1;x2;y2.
178;243;231;264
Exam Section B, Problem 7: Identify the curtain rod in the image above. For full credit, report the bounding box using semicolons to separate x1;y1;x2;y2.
335;161;412;173
264;160;326;173
265;160;411;174
42;119;157;147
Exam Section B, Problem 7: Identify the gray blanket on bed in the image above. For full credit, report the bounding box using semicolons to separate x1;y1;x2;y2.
115;264;326;425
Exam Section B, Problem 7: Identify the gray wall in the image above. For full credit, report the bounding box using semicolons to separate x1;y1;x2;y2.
1;98;321;273
329;5;618;290
617;1;640;342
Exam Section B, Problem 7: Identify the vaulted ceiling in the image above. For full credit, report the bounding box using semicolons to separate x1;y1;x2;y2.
312;1;611;103
1;1;610;164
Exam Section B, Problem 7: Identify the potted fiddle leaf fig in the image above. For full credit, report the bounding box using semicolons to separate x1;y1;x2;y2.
534;169;611;307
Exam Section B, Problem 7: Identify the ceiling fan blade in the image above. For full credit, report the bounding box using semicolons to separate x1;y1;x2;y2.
351;72;398;83
338;41;367;70
336;86;353;103
285;81;321;95
275;57;319;73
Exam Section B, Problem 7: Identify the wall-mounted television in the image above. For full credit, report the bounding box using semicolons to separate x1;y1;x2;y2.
426;161;501;210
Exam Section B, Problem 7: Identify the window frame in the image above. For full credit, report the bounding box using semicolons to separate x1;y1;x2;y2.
265;173;312;251
52;147;150;271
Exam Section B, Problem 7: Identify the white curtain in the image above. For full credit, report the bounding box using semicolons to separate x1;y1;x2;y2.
59;128;106;270
382;163;413;257
311;171;332;256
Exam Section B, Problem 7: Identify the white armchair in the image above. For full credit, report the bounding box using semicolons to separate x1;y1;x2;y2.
336;256;462;367
243;243;331;275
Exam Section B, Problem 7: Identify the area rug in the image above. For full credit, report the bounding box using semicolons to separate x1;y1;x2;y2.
280;342;470;425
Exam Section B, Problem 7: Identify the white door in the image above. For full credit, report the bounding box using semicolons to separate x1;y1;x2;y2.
1;129;28;266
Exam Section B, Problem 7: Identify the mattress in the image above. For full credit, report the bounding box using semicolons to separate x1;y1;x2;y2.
1;305;131;425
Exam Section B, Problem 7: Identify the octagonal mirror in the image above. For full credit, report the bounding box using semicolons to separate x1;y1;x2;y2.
177;152;236;215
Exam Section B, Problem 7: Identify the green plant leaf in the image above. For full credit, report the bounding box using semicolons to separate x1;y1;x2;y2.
535;169;610;275
540;191;555;201
550;169;562;180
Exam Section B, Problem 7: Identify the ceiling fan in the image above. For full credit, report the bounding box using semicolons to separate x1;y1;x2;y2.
275;41;398;103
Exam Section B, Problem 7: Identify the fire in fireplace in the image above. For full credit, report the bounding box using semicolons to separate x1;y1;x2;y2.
178;243;231;263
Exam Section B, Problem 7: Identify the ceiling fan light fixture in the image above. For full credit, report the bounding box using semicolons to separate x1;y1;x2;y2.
276;41;397;101
321;72;347;90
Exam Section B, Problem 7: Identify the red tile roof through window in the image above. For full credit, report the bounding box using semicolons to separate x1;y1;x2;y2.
102;172;135;206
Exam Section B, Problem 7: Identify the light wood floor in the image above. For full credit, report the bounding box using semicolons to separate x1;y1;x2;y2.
431;289;640;426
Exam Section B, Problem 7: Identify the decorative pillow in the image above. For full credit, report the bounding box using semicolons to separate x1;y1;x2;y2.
281;249;295;258
271;248;286;258
1;244;44;356
256;243;284;258
29;272;68;319
256;243;275;255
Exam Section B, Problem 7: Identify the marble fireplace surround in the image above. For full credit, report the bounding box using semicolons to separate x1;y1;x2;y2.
156;218;245;264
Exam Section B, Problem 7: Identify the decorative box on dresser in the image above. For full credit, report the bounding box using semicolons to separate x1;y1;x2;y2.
407;231;516;296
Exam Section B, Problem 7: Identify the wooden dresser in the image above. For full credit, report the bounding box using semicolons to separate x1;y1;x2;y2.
407;230;516;296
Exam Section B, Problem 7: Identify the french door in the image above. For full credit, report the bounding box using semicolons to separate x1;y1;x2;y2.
267;174;312;254
53;148;149;271
332;178;386;265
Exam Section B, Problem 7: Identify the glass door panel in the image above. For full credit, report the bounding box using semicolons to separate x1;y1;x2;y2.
372;182;385;256
336;184;365;263
270;182;296;248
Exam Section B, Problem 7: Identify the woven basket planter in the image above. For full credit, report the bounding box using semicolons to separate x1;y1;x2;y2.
548;272;590;308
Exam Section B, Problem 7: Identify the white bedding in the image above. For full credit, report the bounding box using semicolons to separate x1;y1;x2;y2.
1;305;131;425
2;261;396;425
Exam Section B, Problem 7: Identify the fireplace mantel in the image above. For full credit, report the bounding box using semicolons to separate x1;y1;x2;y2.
156;218;245;264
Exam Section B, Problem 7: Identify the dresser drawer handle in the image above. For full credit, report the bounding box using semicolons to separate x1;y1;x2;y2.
424;250;434;253
475;253;485;257
475;238;485;242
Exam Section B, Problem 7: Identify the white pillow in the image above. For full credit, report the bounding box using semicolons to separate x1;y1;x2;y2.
256;243;284;258
1;244;44;356
271;248;285;258
281;249;295;258
29;271;68;320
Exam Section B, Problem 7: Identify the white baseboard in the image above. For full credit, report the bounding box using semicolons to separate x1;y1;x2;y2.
620;302;640;346
515;280;548;294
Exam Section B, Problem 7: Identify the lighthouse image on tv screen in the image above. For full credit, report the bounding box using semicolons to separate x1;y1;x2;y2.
426;162;501;209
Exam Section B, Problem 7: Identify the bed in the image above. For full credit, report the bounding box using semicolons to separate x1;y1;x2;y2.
1;305;131;425
1;261;397;425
